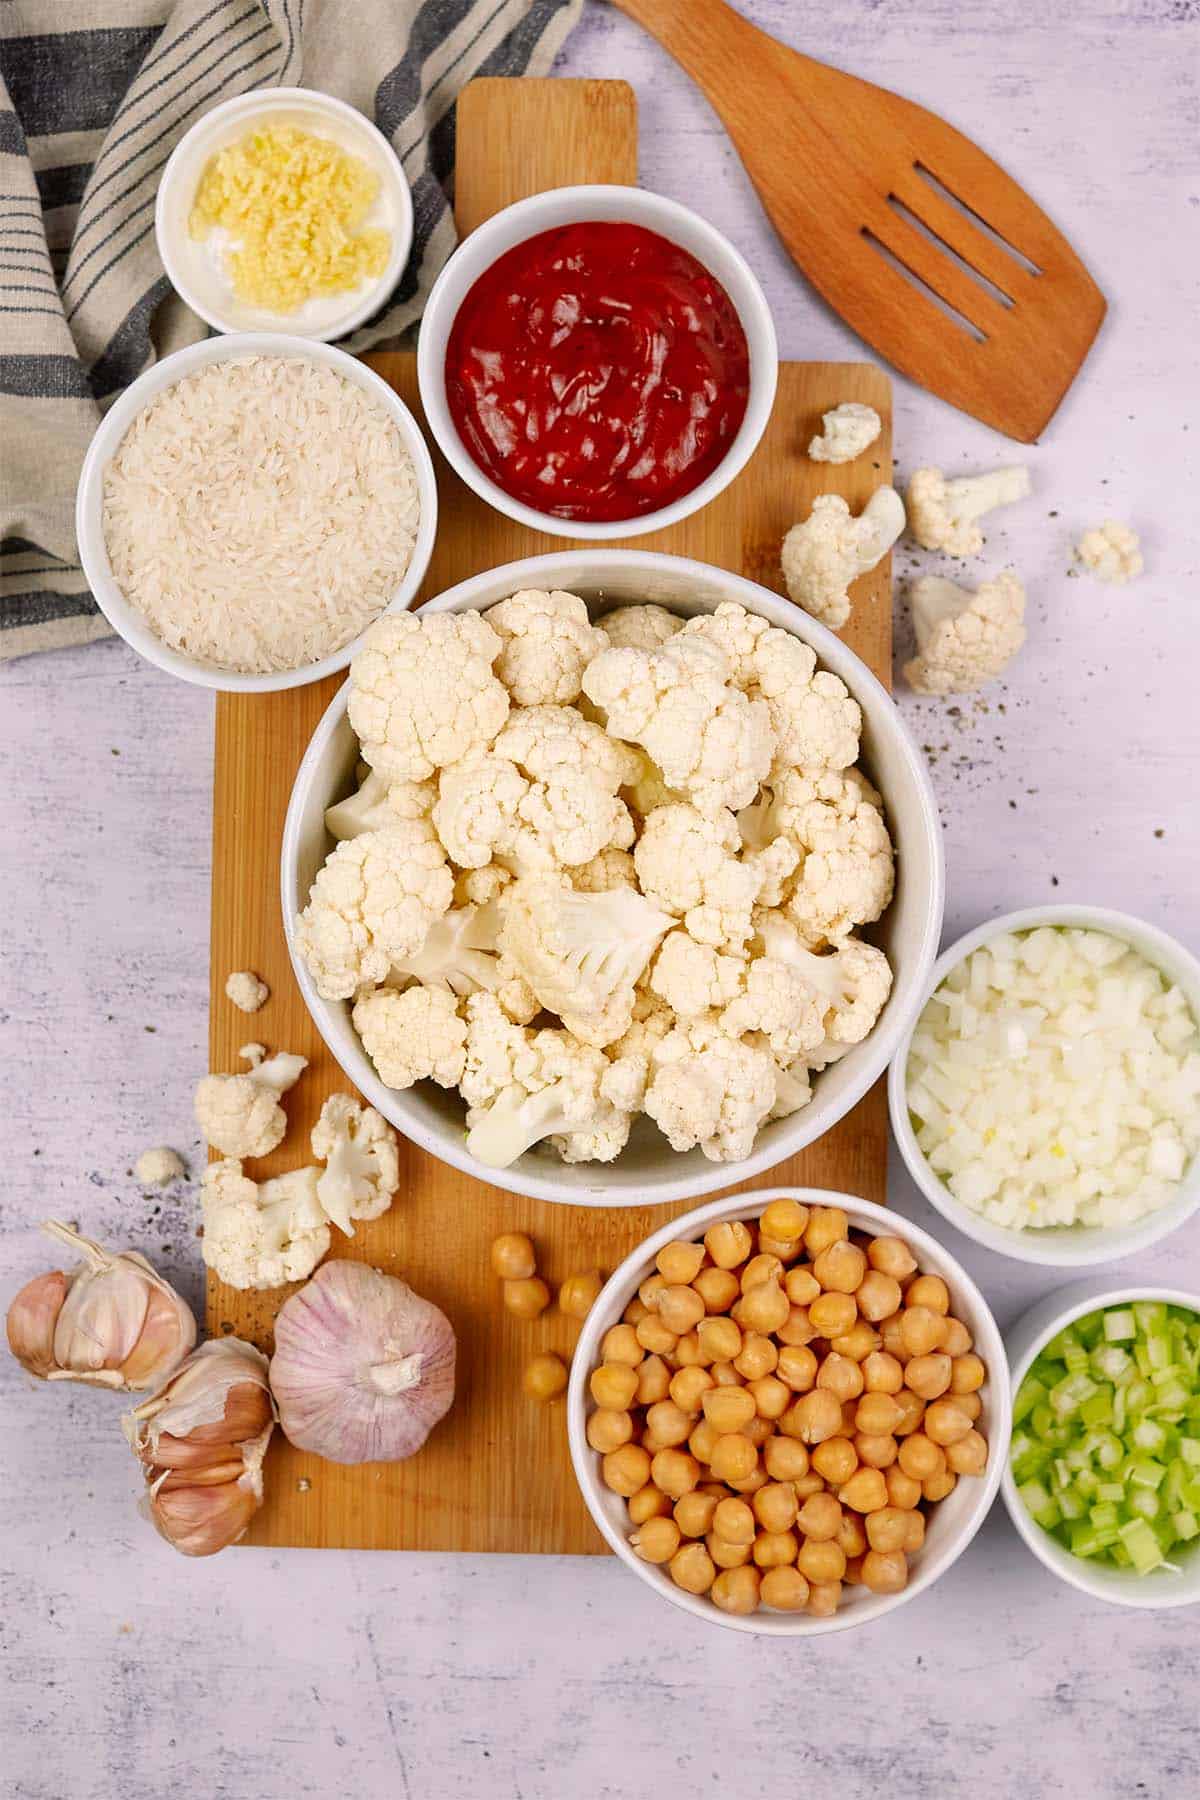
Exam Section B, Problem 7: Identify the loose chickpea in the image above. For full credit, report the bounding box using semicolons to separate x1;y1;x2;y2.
709;1433;759;1484
711;1566;761;1615
688;1418;720;1463
831;1322;881;1362
704;1220;753;1270
642;1400;690;1448
906;1273;950;1316
816;1353;864;1402
669;1365;714;1413
855;1391;901;1436
587;1408;633;1453
635;1315;678;1357
878;1315;910;1361
797;1537;847;1583
623;1297;649;1326
702;1385;756;1437
630;1515;681;1563
897;1433;942;1481
946;1428;989;1476
590;1362;639;1411
836;1510;868;1558
776;1345;818;1393
674;1490;719;1538
923;1469;957;1502
763;1436;810;1482
674;1332;705;1368
861;1548;908;1594
806;1580;842;1618
740;1252;784;1292
559;1270;603;1320
751;1482;798;1534
776;1306;818;1348
635;1355;672;1406
796;1490;842;1540
749;1375;790;1421
865;1507;912;1554
693;1266;740;1314
733;1333;778;1381
855;1270;902;1323
839;1466;889;1513
523;1352;568;1400
697;1316;742;1364
905;1352;953;1400
628;1483;672;1524
804;1206;849;1258
491;1232;536;1280
862;1350;904;1394
656;1239;706;1286
736;1281;790;1335
601;1443;651;1497
753;1529;799;1569
711;1495;756;1543
885;1465;923;1510
868;1236;918;1281
809;1291;857;1338
783;1389;843;1445
892;1388;927;1436
924;1398;974;1446
950;1353;986;1396
503;1276;550;1321
652;1448;702;1499
669;1542;716;1595
958;1392;983;1423
813;1240;868;1295
654;1284;706;1336
899;1306;944;1358
784;1266;822;1306
939;1316;973;1357
811;1436;858;1485
709;1360;744;1388
760;1566;810;1612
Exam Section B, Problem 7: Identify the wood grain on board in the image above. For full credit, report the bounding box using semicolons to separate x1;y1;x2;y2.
208;78;894;1552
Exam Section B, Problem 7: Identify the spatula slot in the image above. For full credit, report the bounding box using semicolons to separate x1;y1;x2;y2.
860;228;987;344
912;163;1043;278
886;194;1016;310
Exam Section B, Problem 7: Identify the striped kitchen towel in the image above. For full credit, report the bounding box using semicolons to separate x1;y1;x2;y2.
0;0;581;661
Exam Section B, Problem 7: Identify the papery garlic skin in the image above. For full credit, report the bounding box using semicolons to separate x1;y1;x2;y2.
270;1261;456;1465
5;1222;196;1391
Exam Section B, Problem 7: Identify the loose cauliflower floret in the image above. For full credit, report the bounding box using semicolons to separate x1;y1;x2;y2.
483;588;609;704
463;1024;632;1168
756;914;893;1054
634;804;761;950
324;768;436;841
201;1160;330;1292
295;822;453;1002
644;1020;778;1162
596;604;682;651
582;633;775;816
352;985;467;1091
570;848;637;892
135;1146;186;1186
433;753;529;868
906;464;1031;557
649;930;746;1017
224;969;268;1013
782;488;905;629
903;571;1026;697
808;401;882;465
194;1050;307;1159
310;1093;400;1236
349;611;510;782
1075;521;1143;585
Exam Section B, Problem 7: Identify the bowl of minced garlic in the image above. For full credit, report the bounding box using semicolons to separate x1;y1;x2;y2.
157;87;412;340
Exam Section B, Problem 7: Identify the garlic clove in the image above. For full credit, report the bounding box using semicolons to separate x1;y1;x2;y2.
137;1430;251;1473
6;1270;67;1377
153;1458;247;1491
52;1244;149;1374
118;1280;197;1388
149;1478;258;1556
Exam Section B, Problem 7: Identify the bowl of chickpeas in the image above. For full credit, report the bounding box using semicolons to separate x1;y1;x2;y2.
567;1188;1011;1634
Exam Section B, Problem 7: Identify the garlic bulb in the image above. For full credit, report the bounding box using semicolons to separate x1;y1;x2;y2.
123;1339;276;1557
270;1261;456;1464
6;1220;196;1391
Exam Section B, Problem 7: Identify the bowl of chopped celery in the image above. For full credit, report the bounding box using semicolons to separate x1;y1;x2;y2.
1002;1283;1200;1608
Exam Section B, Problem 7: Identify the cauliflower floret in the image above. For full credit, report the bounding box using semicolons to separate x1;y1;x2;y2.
906;465;1031;557
808;401;882;465
295;822;453;1002
201;1159;330;1292
194;1050;307;1159
433;753;529;868
324;768;436;841
310;1093;400;1236
582;633;775;816
686;606;861;775
492;706;639;871
570;848;637;892
224;969;268;1013
352;985;467;1091
649;930;746;1017
135;1146;185;1186
782;488;905;629
464;1025;632;1168
596;604;683;651
903;571;1026;696
756;915;894;1053
771;1059;814;1120
784;808;894;949
742;834;800;908
1075;521;1143;585
348;611;510;782
644;1019;778;1162
455;864;511;908
720;957;829;1062
483;588;609;704
634;803;761;949
621;748;682;818
602;991;676;1114
460;992;542;1110
681;602;772;682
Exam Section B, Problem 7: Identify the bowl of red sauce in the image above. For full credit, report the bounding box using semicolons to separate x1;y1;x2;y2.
417;184;777;540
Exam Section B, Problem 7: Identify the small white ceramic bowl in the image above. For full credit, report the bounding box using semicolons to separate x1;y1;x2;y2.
75;332;437;693
416;184;777;541
1002;1281;1200;1609
889;904;1200;1269
281;549;944;1205
567;1187;1011;1635
156;87;412;340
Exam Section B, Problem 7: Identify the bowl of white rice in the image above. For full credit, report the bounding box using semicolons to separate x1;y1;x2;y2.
889;904;1200;1268
75;333;437;691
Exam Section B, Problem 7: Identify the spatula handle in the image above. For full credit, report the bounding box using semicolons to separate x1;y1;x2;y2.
609;0;790;98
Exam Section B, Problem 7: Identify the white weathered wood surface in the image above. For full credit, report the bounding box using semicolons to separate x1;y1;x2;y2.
2;3;1198;1795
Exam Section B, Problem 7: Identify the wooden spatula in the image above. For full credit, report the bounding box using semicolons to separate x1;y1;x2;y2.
611;0;1105;440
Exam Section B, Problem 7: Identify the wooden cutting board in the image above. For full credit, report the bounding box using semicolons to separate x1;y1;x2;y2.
207;77;894;1552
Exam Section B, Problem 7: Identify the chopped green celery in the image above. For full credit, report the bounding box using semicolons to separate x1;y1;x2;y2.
1064;1343;1090;1377
1133;1301;1168;1333
1146;1333;1175;1373
1127;1378;1153;1415
1132;1418;1167;1454
1152;1361;1187;1386
1186;1397;1200;1423
1129;1487;1161;1521
1094;1523;1121;1550
1012;1444;1051;1485
1149;1382;1190;1414
1183;1477;1200;1513
1093;1345;1133;1382
1080;1391;1114;1428
1031;1402;1058;1439
1163;1463;1188;1512
1097;1481;1126;1502
1119;1517;1165;1574
1172;1510;1199;1541
1050;1372;1097;1417
1070;1523;1102;1557
1180;1439;1200;1468
1017;1479;1062;1531
1013;1378;1047;1426
1058;1486;1086;1521
1045;1327;1080;1362
1104;1309;1137;1342
1109;1540;1133;1568
1113;1387;1127;1434
1093;1432;1123;1471
1090;1501;1119;1530
1074;1468;1100;1500
1134;1343;1153;1378
1128;1458;1168;1491
1077;1312;1105;1349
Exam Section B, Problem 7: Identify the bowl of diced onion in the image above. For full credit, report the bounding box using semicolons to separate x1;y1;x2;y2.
888;905;1200;1268
1002;1282;1200;1608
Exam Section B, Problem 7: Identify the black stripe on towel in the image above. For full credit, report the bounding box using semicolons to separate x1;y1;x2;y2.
0;353;92;399
0;27;162;138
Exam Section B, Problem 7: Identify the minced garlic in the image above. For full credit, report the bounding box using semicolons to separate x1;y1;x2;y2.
189;124;390;313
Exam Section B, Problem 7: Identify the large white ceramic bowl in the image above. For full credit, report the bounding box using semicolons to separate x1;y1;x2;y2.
1002;1281;1200;1609
567;1187;1011;1635
889;904;1200;1268
416;184;777;541
75;333;437;693
282;549;944;1204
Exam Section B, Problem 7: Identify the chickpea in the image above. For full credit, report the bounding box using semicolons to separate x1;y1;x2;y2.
867;1235;917;1281
752;1482;798;1534
796;1491;842;1541
865;1507;912;1554
688;1419;720;1464
777;1306;818;1348
899;1306;944;1358
906;1273;950;1316
831;1322;881;1362
707;1532;754;1569
674;1490;720;1538
635;1354;672;1406
809;1291;857;1338
782;1389;843;1445
741;1252;784;1292
503;1276;550;1321
693;1266;740;1314
897;1433;943;1481
763;1436;810;1483
854;1432;898;1471
946;1429;989;1476
923;1469;957;1503
760;1566;810;1612
657;1283;708;1336
623;1297;648;1326
839;1467;889;1513
745;1415;774;1449
736;1281;790;1336
641;1400;690;1448
758;1232;805;1265
727;1465;769;1496
797;1537;846;1584
639;1273;667;1310
704;1220;753;1270
711;1566;762;1615
697;1316;742;1364
709;1433;759;1484
885;1465;923;1510
777;1345;818;1393
601;1443;651;1497
669;1365;714;1413
924;1398;974;1446
702;1386;756;1435
588;1362;636;1411
674;1332;705;1368
784;1266;822;1306
749;1375;790;1421
710;1360;744;1389
939;1316;973;1357
958;1392;983;1423
862;1350;904;1395
651;1448;702;1499
892;1388;927;1436
587;1409;633;1454
669;1542;716;1595
855;1392;901;1436
950;1353;986;1396
806;1580;842;1618
656;1239;706;1286
811;1436;858;1486
753;1529;799;1570
879;1314;910;1361
630;1515;681;1564
861;1548;909;1595
904;1352;953;1401
804;1206;849;1258
842;1555;865;1587
559;1270;603;1320
523;1352;568;1400
628;1483;672;1524
813;1240;868;1295
601;1323;642;1369
758;1199;805;1240
836;1510;868;1558
491;1232;536;1280
712;1495;756;1543
734;1333;779;1381
635;1314;678;1357
855;1270;902;1323
816;1353;864;1402
793;1472;826;1499
903;1511;925;1552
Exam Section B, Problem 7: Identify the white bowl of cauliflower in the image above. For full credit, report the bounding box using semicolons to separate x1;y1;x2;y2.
281;551;944;1205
